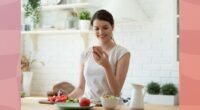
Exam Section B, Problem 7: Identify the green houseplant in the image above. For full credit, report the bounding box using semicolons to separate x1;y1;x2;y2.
23;0;41;29
146;81;160;95
161;83;178;95
78;10;91;30
146;81;178;105
79;10;91;20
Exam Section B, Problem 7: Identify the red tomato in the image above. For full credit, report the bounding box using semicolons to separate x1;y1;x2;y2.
79;98;90;106
61;96;67;101
48;95;68;103
48;97;52;102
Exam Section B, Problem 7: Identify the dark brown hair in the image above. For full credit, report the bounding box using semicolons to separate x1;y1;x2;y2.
91;9;114;27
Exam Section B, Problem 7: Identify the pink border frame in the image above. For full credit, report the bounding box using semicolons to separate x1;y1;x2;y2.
0;0;20;110
1;0;200;110
180;0;200;109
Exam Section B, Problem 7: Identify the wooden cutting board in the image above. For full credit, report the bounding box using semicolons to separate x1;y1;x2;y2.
38;100;54;104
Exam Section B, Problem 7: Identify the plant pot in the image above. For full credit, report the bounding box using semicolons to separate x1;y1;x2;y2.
146;94;178;105
65;17;78;29
33;23;40;30
79;20;90;30
24;16;40;30
22;71;33;96
24;17;34;30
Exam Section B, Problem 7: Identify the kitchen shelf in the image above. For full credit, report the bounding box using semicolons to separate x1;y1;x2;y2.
21;3;90;12
21;30;91;35
21;2;94;49
21;29;92;48
42;3;90;11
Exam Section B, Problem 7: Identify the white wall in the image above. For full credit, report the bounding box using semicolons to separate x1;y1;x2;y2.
22;0;179;98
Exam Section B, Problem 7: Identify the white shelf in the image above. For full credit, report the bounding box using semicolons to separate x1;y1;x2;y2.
42;3;90;10
21;29;91;48
21;30;91;35
21;2;93;48
21;3;90;12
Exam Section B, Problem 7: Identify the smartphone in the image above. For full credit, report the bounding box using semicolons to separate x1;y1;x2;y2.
93;46;103;57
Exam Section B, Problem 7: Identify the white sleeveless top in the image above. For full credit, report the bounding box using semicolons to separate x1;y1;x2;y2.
80;45;130;101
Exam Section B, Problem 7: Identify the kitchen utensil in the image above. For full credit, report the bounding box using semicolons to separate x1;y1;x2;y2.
39;100;54;104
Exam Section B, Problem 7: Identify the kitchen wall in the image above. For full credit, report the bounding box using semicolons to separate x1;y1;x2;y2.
22;0;179;97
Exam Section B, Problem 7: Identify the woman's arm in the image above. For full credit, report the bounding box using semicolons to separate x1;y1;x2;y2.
104;53;130;96
115;53;130;93
68;63;85;98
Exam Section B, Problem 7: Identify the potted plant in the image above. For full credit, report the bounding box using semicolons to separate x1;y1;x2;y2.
78;10;91;30
23;0;41;30
146;82;178;105
160;83;178;105
146;81;160;95
161;83;178;95
65;11;78;29
21;55;44;96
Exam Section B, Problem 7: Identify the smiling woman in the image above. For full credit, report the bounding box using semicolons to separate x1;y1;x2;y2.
68;9;131;102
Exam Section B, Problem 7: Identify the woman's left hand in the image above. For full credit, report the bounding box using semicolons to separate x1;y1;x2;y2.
92;48;109;67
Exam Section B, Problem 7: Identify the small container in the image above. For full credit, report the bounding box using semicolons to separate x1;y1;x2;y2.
65;16;75;29
60;0;68;4
100;96;119;109
65;11;78;29
21;24;31;31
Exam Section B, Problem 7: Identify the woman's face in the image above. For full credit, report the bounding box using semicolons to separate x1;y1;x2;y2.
92;19;113;44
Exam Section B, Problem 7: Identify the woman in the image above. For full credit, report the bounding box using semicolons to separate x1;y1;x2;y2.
68;9;130;102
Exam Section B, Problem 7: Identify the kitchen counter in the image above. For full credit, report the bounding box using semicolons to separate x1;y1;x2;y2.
21;97;179;110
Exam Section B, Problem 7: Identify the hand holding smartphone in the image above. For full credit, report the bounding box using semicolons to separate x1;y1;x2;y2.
92;46;109;66
92;46;103;57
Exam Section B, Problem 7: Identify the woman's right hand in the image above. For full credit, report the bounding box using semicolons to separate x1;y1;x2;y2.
92;46;103;57
92;46;109;67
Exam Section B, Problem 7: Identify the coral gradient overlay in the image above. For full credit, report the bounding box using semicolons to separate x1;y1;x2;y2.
180;0;200;110
0;0;20;110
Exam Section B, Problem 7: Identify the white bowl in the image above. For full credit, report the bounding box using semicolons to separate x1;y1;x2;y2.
100;96;119;109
